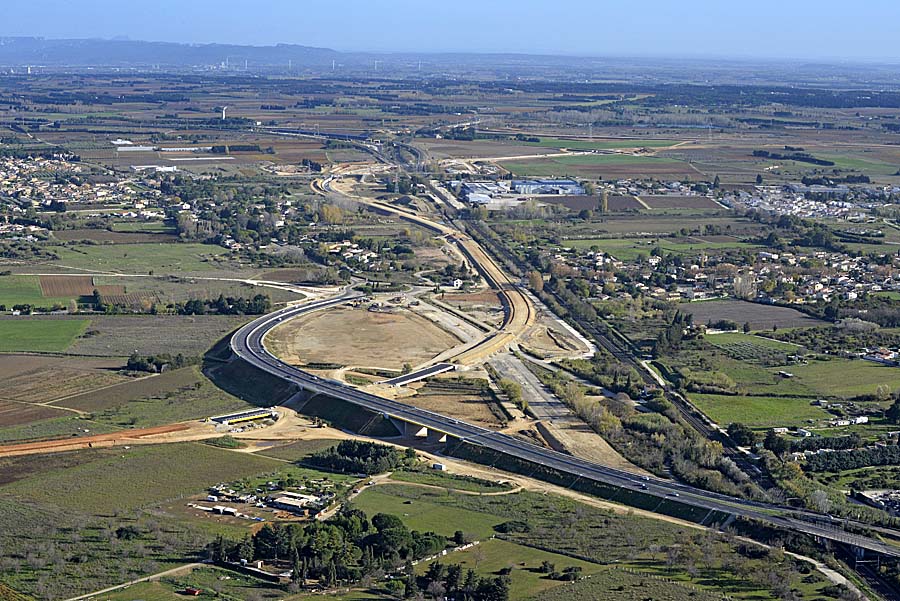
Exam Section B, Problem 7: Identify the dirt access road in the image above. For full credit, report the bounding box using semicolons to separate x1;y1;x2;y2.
322;174;535;365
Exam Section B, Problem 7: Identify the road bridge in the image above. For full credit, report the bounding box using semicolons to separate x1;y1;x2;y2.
231;295;900;559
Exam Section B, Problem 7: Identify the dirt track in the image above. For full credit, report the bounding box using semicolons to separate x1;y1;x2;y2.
0;423;191;457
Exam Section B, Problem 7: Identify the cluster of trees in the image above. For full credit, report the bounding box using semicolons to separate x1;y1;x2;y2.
752;149;835;166
747;211;846;253
126;352;195;373
537;362;756;497
557;355;644;399
675;367;738;395
793;433;864;453
175;293;271;316
803;442;900;472
727;423;757;447
726;423;867;456
764;324;900;356
801;174;870;185
804;296;900;328
418;561;511;601
207;508;452;592
654;311;692;356
466;219;757;497
385;174;422;195
309;440;416;475
301;158;323;172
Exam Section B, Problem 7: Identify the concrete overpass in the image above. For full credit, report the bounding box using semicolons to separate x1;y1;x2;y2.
231;294;900;559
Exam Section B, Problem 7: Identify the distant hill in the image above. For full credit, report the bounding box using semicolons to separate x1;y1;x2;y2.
0;37;339;67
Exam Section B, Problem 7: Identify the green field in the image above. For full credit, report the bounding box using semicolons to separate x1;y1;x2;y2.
785;358;900;398
352;487;505;539
0;416;119;444
501;153;682;177
0;318;90;352
353;484;829;600
1;442;281;513
525;137;677;151
87;366;254;428
817;153;899;175
52;243;230;273
0;275;74;308
531;567;726;601
689;393;832;429
390;468;513;493
417;538;603;600
110;221;177;233
707;333;800;352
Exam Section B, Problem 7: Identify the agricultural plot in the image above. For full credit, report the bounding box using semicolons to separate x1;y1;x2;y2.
0;442;282;514
51;229;177;243
706;333;801;363
39;274;125;297
86;367;253;428
0;494;205;600
525;137;677;151
0;402;71;429
541;194;646;212
639;195;721;209
351;486;506;539
417;538;603;600
0;318;89;352
67;314;250;357
689;393;832;429
682;300;825;330
0;415;118;444
89;275;303;306
254;438;343;461
100;568;296;601
3;364;126;403
416;138;563;159
585;215;763;237
110;221;177;234
785;358;900;399
0;275;75;308
501;153;695;178
51;243;231;273
59;367;206;413
531;568;725;601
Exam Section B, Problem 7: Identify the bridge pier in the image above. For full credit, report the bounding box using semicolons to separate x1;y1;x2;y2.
389;419;449;444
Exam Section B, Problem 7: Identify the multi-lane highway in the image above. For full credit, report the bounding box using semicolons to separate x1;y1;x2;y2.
231;294;900;558
317;176;535;365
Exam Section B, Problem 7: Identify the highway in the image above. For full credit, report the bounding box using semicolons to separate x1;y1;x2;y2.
231;294;900;559
318;175;535;365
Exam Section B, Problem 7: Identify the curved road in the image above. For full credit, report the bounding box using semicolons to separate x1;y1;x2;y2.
232;294;900;558
318;175;535;365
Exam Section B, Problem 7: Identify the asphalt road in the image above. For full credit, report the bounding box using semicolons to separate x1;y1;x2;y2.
232;294;900;559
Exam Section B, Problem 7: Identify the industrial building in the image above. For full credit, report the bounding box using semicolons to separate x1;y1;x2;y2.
511;179;585;195
456;180;511;204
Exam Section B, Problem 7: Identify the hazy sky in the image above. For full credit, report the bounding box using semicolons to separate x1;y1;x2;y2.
3;0;899;61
